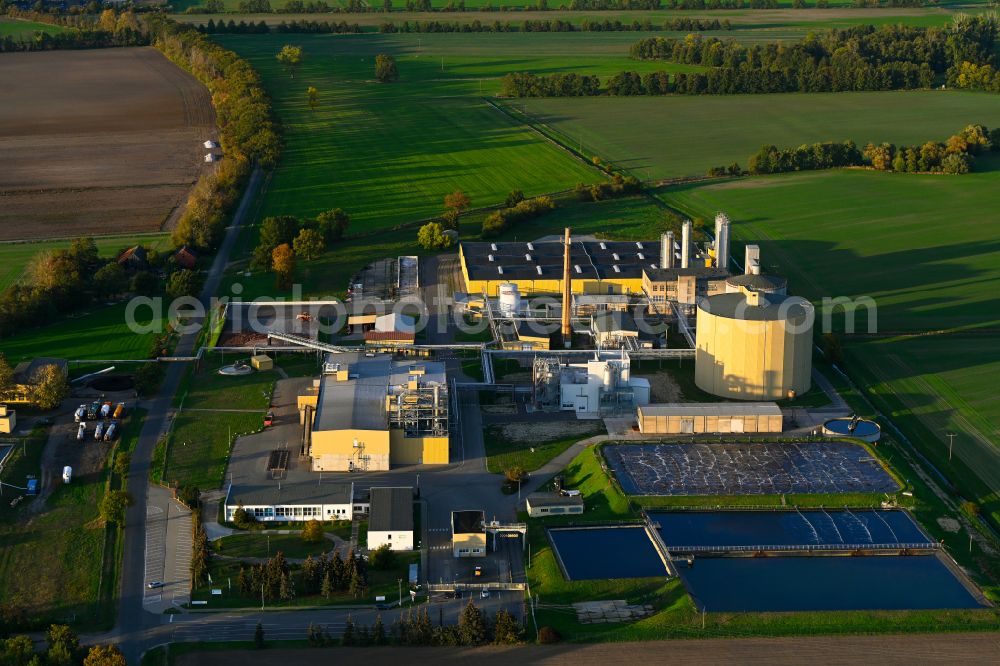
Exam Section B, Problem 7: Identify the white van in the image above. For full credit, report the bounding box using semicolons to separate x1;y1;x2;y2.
62;466;72;483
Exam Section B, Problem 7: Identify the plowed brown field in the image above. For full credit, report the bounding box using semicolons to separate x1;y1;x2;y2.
0;47;214;240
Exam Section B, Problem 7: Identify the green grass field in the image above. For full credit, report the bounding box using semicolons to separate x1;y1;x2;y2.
0;18;69;40
516;90;1000;180
846;335;1000;520
660;168;1000;333
0;429;109;630
0;234;170;291
0;302;164;364
216;32;709;234
213;526;351;558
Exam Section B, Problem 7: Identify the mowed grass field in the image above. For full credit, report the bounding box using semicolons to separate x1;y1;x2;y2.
217;32;707;232
0;303;163;364
660;168;1000;333
0;234;171;291
517;90;1000;180
846;336;1000;511
0;18;69;39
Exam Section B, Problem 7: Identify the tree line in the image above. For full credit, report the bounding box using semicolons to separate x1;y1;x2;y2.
481;194;557;238
234;549;369;602
377;16;731;33
196;18;363;34
501;18;999;97
949;59;1000;94
0;625;126;666
745;124;999;175
298;601;521;648
146;15;280;253
0;7;147;52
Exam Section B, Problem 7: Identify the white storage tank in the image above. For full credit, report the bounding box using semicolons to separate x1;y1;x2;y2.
497;283;522;317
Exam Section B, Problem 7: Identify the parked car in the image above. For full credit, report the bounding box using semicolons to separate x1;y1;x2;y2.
480;589;490;599
264;411;274;427
77;423;86;442
147;581;164;589
74;405;87;422
62;466;72;483
26;478;38;496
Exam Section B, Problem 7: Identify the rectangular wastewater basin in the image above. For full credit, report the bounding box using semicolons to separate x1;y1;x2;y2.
548;526;668;581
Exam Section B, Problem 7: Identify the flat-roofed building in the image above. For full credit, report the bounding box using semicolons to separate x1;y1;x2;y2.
451;509;486;558
224;481;355;523
525;492;584;518
368;487;414;551
642;267;729;307
637;402;783;434
591;311;639;348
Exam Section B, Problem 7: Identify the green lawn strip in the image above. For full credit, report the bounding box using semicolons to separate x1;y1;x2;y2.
484;425;605;474
634;492;898;511
0;18;70;39
189;551;420;609
180;357;277;411
213;526;351;559
163;411;263;490
518;90;1000;181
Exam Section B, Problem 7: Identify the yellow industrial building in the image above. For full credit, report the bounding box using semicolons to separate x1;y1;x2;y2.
695;290;813;401
297;353;449;472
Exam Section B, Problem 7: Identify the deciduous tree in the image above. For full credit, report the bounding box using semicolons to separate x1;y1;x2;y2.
417;222;452;251
272;244;295;290
301;519;324;543
99;490;133;525
306;86;319;111
83;645;127;666
293;228;326;261
375;54;399;82
276;45;303;78
31;364;68;411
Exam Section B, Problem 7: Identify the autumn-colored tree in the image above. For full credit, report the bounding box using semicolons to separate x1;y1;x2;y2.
301;519;324;544
374;54;399;82
31;364;68;411
83;644;127;666
272;243;295;290
100;490;133;525
444;190;471;215
417;222;452;251
276;45;303;78
307;86;319;111
293;228;326;261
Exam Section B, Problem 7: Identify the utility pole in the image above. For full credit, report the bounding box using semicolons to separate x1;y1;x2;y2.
398;578;403;607
947;433;956;461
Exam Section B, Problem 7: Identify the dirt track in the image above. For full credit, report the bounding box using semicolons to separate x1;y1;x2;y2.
175;633;1000;665
0;47;214;240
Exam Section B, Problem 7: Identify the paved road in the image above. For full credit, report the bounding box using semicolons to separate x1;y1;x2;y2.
115;167;262;663
172;633;1000;666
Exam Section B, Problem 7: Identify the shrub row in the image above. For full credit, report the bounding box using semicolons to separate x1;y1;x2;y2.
481;196;557;238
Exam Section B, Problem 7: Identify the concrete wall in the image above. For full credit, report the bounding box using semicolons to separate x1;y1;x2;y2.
369;530;414;551
311;428;390;472
694;305;812;400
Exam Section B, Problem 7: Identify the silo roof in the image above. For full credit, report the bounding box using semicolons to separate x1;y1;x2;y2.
698;292;812;322
725;273;788;291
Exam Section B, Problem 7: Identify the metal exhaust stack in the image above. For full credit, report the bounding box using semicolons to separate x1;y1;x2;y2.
681;220;691;269
714;212;730;270
562;227;572;346
661;232;675;269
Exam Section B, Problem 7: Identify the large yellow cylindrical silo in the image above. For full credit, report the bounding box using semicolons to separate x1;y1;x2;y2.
694;290;813;400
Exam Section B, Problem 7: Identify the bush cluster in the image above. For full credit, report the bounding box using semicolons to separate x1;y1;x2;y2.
481;196;557;238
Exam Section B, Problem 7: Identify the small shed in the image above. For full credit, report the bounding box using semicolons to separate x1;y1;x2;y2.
526;492;584;518
250;354;273;371
637;402;783;434
0;405;16;434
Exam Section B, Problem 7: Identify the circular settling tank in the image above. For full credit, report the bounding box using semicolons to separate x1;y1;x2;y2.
89;375;135;392
218;364;253;376
822;418;881;443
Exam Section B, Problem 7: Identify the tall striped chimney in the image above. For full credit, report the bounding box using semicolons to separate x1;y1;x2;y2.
681;220;691;269
561;227;572;345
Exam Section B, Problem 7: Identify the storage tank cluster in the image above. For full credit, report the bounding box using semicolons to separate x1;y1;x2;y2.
694;288;813;401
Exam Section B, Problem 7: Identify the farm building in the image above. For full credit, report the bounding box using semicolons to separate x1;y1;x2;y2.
636;402;783;434
525;492;584;517
297;352;449;472
368;487;414;551
695;289;813;400
452;510;486;558
173;246;197;270
116;245;148;270
0;405;16;434
2;358;68;404
224;480;355;523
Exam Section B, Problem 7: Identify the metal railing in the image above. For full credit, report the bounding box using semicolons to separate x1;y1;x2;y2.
667;542;939;554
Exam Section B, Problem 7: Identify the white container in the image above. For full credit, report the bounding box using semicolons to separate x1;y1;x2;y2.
62;466;73;483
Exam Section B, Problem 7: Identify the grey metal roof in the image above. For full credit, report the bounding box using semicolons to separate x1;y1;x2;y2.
229;481;353;508
313;353;446;432
592;310;638;334
526;492;584;508
368;487;413;532
644;266;729;282
452;510;485;534
461;240;663;282
698;292;812;322
725;273;788;291
639;402;782;417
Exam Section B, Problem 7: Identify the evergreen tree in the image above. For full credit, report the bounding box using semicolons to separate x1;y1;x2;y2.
458;599;488;645
341;615;356;646
372;614;386;645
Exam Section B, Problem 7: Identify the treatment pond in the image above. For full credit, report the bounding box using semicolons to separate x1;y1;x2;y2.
548;526;669;580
